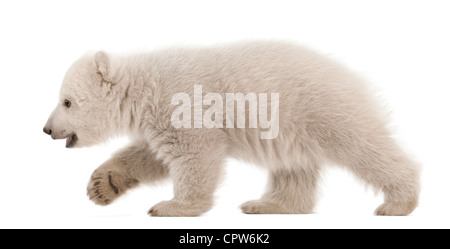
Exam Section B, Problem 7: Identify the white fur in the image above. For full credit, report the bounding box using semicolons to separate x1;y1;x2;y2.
44;41;420;216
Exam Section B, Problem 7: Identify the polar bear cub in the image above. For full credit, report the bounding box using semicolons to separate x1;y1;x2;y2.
43;41;420;216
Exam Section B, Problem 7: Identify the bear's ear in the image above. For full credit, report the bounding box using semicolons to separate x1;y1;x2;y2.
94;51;113;84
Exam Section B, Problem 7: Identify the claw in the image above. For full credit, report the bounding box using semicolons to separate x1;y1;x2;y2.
89;193;102;200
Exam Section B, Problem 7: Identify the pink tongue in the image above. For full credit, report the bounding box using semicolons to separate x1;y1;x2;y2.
66;136;72;147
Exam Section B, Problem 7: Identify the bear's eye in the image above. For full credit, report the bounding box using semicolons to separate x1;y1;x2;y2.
63;99;71;108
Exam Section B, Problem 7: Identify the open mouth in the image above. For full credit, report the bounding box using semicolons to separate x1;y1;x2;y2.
65;134;77;148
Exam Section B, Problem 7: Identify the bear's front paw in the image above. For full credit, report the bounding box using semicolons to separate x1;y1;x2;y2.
87;170;135;206
148;200;212;217
240;200;289;214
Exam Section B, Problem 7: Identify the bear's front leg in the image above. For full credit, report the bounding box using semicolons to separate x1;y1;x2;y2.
87;164;137;206
87;155;141;206
87;140;168;205
148;130;226;217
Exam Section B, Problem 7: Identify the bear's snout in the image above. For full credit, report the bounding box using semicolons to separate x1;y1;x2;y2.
43;127;52;135
43;126;66;139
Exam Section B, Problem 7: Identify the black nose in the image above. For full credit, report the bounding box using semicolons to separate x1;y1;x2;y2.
43;127;52;135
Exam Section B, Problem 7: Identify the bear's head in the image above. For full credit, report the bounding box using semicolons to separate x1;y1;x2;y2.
43;51;120;148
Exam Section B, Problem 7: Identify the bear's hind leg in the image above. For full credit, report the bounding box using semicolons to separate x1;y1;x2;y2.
326;136;420;216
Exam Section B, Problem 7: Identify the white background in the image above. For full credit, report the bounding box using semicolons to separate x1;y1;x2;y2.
0;0;449;229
